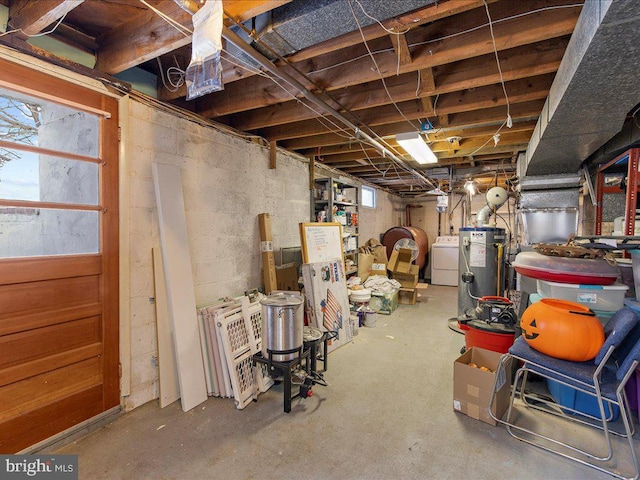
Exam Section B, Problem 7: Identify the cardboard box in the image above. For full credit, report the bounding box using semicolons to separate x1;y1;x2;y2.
416;283;428;302
370;289;399;315
371;263;387;277
388;248;414;274
392;268;419;288
398;288;417;305
453;347;512;426
276;263;299;291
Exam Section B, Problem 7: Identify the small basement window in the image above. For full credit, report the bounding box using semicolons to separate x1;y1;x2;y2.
362;185;376;208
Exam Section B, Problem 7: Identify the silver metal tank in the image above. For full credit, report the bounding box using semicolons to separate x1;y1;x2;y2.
260;293;304;362
458;227;506;318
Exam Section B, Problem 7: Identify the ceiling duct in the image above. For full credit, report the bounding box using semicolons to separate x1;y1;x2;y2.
245;0;436;60
524;0;640;176
584;112;640;169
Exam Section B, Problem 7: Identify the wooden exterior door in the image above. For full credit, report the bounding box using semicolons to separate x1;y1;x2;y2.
0;58;119;452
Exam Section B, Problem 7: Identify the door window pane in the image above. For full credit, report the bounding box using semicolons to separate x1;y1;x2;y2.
0;86;98;158
0;208;99;258
0;148;98;204
0;86;101;258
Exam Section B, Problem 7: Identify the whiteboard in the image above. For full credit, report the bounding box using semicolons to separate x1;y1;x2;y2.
299;222;344;263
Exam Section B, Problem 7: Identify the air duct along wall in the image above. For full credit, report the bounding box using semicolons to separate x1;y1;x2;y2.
525;0;640;176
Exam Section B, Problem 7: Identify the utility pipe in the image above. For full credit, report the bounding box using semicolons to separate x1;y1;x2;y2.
220;26;435;189
405;204;423;226
174;0;434;189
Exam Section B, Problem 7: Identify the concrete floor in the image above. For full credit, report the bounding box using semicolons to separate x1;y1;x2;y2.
56;285;633;479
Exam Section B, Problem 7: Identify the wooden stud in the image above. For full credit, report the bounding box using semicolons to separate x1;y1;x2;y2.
309;155;315;185
269;140;277;169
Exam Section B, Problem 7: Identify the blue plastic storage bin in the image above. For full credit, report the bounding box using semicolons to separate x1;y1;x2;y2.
546;378;620;420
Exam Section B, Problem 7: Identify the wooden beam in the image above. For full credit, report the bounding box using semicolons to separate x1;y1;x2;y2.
51;23;98;53
9;0;85;36
421;96;434;116
281;101;543;154
419;67;436;95
341;164;395;174
429;131;533;153
261;74;553;141
224;0;291;23
309;155;315;186
210;35;568;131
439;114;450;127
321;150;381;164
389;31;412;66
437;143;530;161
269;140;277;169
96;0;289;75
197;2;579;117
360;74;553;125
308;142;369;156
318;131;533;166
96;2;192;74
288;118;542;152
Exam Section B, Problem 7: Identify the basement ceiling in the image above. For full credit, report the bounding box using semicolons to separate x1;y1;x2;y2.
0;0;587;196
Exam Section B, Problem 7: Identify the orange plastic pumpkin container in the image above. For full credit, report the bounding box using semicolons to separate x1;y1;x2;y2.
520;298;604;362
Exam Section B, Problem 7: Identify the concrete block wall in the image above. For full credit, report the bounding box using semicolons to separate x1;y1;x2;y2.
359;189;400;244
121;98;397;409
123;99;310;409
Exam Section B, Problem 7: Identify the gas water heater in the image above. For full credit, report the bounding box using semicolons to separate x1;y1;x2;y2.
457;187;508;318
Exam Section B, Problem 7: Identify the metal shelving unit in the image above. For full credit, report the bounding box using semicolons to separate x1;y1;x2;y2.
312;178;359;275
595;148;640;235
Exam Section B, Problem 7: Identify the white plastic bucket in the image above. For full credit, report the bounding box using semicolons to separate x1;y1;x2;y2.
363;310;377;327
349;288;371;303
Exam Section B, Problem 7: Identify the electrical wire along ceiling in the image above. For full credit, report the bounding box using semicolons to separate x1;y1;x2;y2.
0;0;586;195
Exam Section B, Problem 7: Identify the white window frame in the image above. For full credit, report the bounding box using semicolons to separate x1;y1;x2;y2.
362;185;376;208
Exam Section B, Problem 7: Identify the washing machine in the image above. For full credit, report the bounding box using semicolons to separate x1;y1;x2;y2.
431;236;459;286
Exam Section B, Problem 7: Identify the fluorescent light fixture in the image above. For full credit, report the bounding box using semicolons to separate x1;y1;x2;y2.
395;132;438;164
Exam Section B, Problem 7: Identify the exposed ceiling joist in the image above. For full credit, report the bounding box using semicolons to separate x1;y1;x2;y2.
195;1;580;118
9;0;84;36
0;0;587;195
96;0;291;75
219;40;566;131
